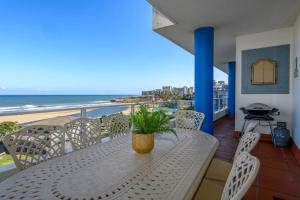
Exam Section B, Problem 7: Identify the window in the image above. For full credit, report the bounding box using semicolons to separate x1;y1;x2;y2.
251;59;276;85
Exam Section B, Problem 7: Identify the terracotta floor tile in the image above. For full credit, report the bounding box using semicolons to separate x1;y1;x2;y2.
244;186;258;200
250;145;260;157
212;116;300;199
258;187;300;200
287;162;300;179
258;176;300;197
251;177;259;186
285;157;299;168
259;148;285;162
260;149;283;157
282;147;297;159
258;166;294;182
259;158;289;170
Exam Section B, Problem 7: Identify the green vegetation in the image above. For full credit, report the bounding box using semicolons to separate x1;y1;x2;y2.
131;105;176;136
158;90;194;101
159;90;172;101
0;154;13;166
182;94;193;100
0;121;22;136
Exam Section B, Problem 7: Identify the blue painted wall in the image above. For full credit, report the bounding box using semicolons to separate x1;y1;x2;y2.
242;44;290;94
194;27;214;134
228;61;236;116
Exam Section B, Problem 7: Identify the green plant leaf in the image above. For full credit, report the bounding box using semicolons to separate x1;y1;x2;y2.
130;105;176;137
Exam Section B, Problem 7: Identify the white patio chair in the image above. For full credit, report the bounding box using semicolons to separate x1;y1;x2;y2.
175;110;205;131
233;123;259;160
194;152;260;200
64;118;102;150
3;125;65;170
204;124;260;182
102;113;130;138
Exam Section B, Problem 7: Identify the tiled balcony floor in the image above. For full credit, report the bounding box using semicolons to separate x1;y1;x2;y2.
213;116;300;200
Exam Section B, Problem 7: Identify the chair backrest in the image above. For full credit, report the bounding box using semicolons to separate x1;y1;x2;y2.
233;131;260;161
222;152;260;200
3;125;65;170
175;110;205;131
244;121;258;134
64;118;102;150
102;113;130;138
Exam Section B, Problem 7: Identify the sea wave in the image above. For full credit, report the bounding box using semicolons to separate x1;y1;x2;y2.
0;101;116;114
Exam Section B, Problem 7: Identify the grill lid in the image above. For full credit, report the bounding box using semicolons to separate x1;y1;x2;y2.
245;103;272;111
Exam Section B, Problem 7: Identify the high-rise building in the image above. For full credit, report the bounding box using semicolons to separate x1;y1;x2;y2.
162;86;172;92
187;87;194;95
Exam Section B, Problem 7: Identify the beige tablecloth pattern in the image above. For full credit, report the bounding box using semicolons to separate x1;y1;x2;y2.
0;129;219;200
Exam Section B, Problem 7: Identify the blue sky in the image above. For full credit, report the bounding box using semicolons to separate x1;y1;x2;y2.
0;0;227;95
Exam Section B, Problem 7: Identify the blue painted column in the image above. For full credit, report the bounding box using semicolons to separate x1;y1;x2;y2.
228;61;236;116
194;27;214;134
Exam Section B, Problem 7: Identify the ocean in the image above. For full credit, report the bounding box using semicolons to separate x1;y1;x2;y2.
0;95;133;116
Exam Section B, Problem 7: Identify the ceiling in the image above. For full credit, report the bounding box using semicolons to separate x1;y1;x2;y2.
147;0;300;72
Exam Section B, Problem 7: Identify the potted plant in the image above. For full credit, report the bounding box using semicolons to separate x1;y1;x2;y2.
130;105;176;154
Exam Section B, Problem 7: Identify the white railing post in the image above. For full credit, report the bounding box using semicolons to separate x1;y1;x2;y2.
130;104;135;114
80;108;87;118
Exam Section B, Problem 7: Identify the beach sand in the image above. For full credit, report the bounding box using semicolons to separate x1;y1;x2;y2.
121;106;132;115
0;106;132;125
0;110;81;124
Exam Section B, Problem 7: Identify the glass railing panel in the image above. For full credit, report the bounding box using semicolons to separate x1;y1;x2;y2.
213;97;228;112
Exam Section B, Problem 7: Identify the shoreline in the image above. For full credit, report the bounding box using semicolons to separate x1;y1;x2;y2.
0;106;131;124
0;110;81;124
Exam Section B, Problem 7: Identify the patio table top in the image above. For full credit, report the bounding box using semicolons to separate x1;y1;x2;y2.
0;129;219;200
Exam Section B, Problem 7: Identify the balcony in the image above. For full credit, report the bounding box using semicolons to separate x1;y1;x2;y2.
0;104;299;199
0;0;300;199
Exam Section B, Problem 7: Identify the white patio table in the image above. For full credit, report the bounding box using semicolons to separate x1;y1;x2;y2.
0;129;219;200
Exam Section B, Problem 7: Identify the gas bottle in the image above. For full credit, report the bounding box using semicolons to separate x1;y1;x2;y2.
272;122;290;147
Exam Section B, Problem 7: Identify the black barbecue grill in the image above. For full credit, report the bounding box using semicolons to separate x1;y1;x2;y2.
240;103;280;134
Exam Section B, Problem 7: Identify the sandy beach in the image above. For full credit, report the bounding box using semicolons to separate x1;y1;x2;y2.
0;110;81;124
0;106;132;125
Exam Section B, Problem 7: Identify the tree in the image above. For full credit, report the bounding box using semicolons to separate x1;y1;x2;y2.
182;94;193;100
159;90;172;101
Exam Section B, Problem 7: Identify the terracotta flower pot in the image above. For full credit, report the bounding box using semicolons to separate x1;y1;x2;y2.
132;133;154;154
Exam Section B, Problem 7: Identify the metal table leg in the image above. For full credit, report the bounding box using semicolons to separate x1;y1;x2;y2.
268;121;275;147
241;119;247;135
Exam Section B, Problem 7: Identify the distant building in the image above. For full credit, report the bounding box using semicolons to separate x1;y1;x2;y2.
153;89;162;97
162;86;172;92
213;81;228;111
187;87;194;95
142;85;194;99
172;87;187;97
142;91;153;96
142;89;162;100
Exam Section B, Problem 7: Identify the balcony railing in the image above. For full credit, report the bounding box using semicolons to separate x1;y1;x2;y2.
214;97;228;112
0;99;228;180
0;101;175;180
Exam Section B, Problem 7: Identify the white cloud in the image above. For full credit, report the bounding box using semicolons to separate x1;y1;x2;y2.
0;86;6;90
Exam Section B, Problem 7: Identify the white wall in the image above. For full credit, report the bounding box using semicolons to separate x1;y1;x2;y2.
293;13;300;149
235;28;294;134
